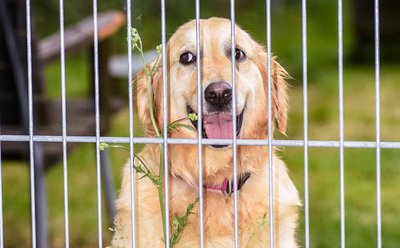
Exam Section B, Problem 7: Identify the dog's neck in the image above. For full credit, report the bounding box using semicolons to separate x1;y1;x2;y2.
143;143;272;189
203;172;251;194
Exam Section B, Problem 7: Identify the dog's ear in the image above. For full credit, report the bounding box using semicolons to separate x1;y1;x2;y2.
257;52;289;134
134;58;163;136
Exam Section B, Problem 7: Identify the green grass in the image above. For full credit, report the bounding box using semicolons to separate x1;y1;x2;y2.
45;51;90;99
286;65;400;142
285;148;400;248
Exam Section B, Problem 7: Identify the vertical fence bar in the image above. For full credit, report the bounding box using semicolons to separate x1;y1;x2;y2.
58;0;70;246
0;124;3;248
25;0;37;246
92;0;103;246
337;0;345;247
160;1;170;247
194;1;204;247
265;0;274;246
374;0;381;247
126;0;136;247
301;0;310;247
229;0;239;247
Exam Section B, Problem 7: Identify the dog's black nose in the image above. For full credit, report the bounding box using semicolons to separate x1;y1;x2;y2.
204;82;232;108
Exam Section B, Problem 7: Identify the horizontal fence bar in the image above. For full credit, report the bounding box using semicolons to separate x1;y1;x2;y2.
1;135;400;149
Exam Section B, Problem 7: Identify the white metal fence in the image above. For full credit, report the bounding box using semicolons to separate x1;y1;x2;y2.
0;0;394;247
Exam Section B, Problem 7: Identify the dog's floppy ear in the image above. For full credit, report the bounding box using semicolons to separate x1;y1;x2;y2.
257;52;289;134
134;59;163;136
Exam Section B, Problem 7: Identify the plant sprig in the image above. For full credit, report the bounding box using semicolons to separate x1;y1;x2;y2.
170;197;199;246
130;28;198;248
134;155;160;186
131;28;162;138
99;143;129;151
167;114;198;134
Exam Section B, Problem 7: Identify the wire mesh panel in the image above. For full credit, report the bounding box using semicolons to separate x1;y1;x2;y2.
0;0;394;247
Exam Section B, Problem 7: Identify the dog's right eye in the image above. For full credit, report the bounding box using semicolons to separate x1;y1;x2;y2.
179;52;196;65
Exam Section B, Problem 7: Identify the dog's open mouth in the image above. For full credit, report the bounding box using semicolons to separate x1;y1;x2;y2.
186;106;244;148
204;172;251;195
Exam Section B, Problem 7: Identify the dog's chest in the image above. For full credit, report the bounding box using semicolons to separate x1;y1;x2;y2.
168;190;271;248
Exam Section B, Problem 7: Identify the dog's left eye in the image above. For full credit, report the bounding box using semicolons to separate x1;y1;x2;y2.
235;48;246;61
179;52;196;65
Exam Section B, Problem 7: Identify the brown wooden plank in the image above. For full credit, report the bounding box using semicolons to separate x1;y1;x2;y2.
38;10;125;64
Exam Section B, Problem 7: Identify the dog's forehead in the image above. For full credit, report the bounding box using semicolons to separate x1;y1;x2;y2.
168;18;256;55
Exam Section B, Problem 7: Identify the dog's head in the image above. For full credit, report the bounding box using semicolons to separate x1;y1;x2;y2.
135;17;288;186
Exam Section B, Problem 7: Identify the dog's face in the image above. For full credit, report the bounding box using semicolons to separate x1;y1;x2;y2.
135;17;288;186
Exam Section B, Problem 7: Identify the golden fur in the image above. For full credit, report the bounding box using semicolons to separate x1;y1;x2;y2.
112;17;301;247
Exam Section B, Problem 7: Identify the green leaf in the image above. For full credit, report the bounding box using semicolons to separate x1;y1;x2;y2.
167;118;197;134
99;142;109;151
131;28;140;47
172;214;180;229
156;44;162;55
133;155;160;186
188;112;198;121
99;143;128;151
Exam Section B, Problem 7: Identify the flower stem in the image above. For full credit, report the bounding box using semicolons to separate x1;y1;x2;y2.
158;144;167;245
137;33;166;247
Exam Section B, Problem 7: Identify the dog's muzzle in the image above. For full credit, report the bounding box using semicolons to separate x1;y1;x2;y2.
204;82;232;110
186;81;245;148
187;105;244;148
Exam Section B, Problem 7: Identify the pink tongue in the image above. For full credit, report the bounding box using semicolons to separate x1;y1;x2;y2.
203;113;233;139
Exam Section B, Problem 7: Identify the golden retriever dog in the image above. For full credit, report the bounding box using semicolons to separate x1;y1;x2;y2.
112;17;301;248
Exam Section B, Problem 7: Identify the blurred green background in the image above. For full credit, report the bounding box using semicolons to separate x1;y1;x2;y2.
2;0;400;247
